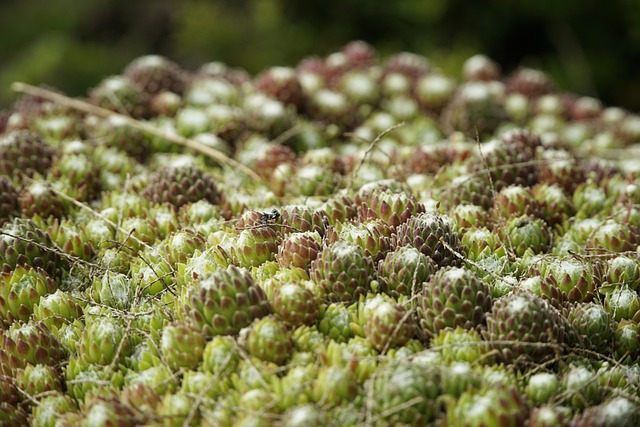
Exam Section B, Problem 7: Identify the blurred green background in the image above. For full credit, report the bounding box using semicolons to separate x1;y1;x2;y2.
1;0;639;110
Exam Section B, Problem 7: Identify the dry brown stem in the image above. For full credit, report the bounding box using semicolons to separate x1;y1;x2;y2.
11;82;264;184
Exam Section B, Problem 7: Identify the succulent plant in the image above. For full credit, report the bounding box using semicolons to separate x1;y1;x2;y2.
338;70;379;109
603;255;640;290
486;131;542;186
317;191;357;226
82;396;141;426
461;226;506;261
566;302;613;354
572;180;611;220
417;266;493;339
124;54;187;96
292;324;327;353
160;320;205;370
492;184;543;221
561;363;603;410
382;51;429;85
159;229;206;267
257;265;310;300
31;392;79;427
246;142;298;182
237;389;280;423
255;66;305;109
240;315;294;366
119;383;160;422
317;302;355;343
0;403;29;426
127;300;171;345
534;256;599;303
538;149;585;194
0;218;65;281
273;362;320;411
485;291;569;367
377;245;436;298
506;67;554;99
310;240;375;303
201;335;241;376
613;320;640;361
272;282;320;326
356;187;425;227
143;164;222;209
48;152;102;204
525;372;561;405
18;180;65;220
439;173;495;212
90;115;153;162
368;362;440;426
604;285;640;322
287;163;341;197
181;370;231;402
277;231;323;270
244;93;296;138
431;326;492;364
415;72;457;112
91;271;136;312
446;385;529;427
182;265;271;337
0;130;56;184
498;215;551;258
0;176;19;226
0;320;65;376
364;300;414;352
571;396;640;427
124;358;176;396
279;205;327;235
56;319;83;355
449;207;488;235
0;265;57;326
44;218;94;261
532;182;575;226
231;356;279;393
306;88;357;129
280;404;332;427
89;75;151;118
587;219;638;253
6;44;640;425
438;361;481;399
392;212;463;268
0;375;20;408
311;365;359;407
527;405;572;427
441;81;507;138
78;314;132;366
463;54;501;82
98;191;150;220
234;223;281;268
327;218;394;262
15;363;63;396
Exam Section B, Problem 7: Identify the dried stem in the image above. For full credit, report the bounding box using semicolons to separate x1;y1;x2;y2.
11;82;264;184
346;122;405;189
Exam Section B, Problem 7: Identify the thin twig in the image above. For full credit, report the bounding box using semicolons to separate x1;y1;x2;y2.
271;122;303;146
0;230;101;270
347;122;405;189
46;183;165;261
11;82;264;184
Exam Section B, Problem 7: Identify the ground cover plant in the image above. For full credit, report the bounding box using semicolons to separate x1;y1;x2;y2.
1;41;640;426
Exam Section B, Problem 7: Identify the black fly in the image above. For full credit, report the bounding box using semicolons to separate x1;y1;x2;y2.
261;208;280;225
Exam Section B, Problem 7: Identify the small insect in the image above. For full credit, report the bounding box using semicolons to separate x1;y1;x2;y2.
261;208;281;225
